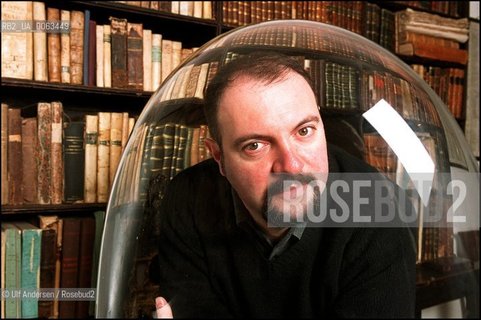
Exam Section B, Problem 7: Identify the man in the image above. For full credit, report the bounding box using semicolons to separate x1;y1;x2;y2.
155;52;416;318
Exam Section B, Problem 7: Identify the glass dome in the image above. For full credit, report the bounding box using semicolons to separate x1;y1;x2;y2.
96;20;479;318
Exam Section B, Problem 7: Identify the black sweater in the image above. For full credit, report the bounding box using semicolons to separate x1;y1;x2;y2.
157;146;416;318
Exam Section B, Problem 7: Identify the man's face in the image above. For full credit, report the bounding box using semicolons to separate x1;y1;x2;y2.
208;71;329;231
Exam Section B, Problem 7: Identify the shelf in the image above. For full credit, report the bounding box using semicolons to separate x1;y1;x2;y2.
1;78;153;99
2;203;107;215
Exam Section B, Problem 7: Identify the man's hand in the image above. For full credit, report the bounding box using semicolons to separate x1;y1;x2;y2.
155;296;173;318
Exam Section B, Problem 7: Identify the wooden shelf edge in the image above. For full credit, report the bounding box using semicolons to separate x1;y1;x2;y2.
2;203;107;215
73;1;218;27
1;78;154;98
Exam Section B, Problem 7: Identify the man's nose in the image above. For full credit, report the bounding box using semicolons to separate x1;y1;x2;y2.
272;142;304;174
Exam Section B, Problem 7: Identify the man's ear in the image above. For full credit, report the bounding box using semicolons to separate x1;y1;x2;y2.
205;137;225;176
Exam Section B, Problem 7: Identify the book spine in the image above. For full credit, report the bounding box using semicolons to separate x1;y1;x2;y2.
109;112;123;188
18;224;42;319
127;22;144;90
21;117;38;204
110;17;129;88
47;7;61;83
84;115;99;203
38;228;56;318
37;102;52;204
38;215;63;318
64;121;86;202
51;101;63;204
143;29;152;91
60;10;71;83
103;25;112;88
2;225;21;318
76;216;96;318
97;112;111;202
1;104;8;204
161;39;173;82
1;1;33;80
33;1;48;81
8;108;23;205
121;112;129;154
96;25;104;87
88;19;97;87
58;218;81;319
151;33;162;91
70;10;85;84
83;9;90;86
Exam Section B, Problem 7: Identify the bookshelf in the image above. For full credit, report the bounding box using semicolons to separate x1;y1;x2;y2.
1;1;477;319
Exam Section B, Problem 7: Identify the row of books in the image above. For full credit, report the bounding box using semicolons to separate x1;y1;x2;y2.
393;1;466;17
116;1;214;19
221;1;396;51
1;212;105;319
1;102;136;206
113;122;212;207
1;1;198;92
361;69;443;128
411;65;466;119
394;8;469;64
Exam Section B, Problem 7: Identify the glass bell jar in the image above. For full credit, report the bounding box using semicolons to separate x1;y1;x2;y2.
96;20;479;318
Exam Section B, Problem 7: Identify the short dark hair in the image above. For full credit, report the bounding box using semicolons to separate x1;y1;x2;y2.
203;51;317;144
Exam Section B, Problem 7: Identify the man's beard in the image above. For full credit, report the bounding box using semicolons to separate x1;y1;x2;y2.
263;173;324;227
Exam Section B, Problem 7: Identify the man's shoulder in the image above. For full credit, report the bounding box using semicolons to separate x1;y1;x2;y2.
173;158;224;184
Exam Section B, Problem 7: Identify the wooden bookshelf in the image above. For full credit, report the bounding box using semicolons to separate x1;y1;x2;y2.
1;1;475;319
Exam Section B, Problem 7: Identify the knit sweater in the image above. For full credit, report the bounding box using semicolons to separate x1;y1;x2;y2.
157;146;416;318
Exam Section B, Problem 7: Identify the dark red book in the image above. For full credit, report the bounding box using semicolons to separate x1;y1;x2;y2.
76;216;96;318
8;108;23;204
58;217;81;318
38;228;57;318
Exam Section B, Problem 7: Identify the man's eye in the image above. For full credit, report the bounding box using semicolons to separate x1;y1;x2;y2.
298;127;314;137
245;142;260;151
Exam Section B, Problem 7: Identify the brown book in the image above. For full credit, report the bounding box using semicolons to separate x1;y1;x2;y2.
76;216;96;318
70;10;85;84
110;112;123;188
1;103;8;205
110;17;129;88
38;215;63;319
398;39;468;65
84;115;98;203
97;112;111;202
88;19;97;86
1;1;33;80
21;117;38;204
51;102;63;204
38;228;56;318
37;102;52;204
47;7;61;82
185;64;201;97
33;1;48;81
60;10;71;83
127;22;144;90
58;217;81;319
8;108;23;205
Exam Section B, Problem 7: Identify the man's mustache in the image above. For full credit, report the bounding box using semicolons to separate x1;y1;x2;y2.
267;173;320;196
